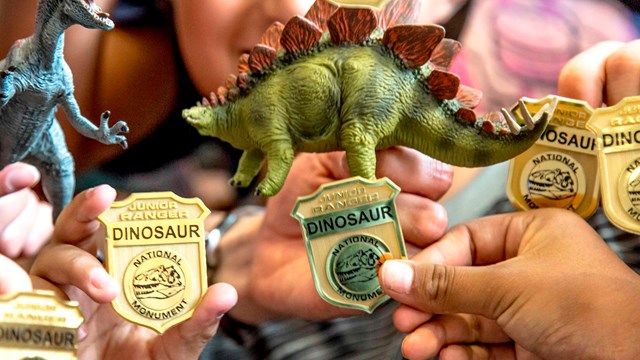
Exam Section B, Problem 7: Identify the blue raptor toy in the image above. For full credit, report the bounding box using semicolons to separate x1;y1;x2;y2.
0;0;129;219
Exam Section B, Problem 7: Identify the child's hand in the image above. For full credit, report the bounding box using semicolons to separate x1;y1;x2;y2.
0;162;53;258
559;39;640;107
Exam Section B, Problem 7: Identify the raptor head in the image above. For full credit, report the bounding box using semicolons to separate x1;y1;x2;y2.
61;0;114;31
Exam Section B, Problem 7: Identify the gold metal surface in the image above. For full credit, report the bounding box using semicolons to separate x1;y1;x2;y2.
586;96;640;234
0;290;83;360
98;192;210;333
507;96;599;218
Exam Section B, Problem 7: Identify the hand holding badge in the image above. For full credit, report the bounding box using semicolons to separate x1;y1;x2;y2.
98;192;209;333
182;0;552;312
586;96;640;234
507;96;600;218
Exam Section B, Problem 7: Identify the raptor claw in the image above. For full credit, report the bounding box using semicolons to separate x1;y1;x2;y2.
120;140;129;149
101;110;111;119
7;66;16;72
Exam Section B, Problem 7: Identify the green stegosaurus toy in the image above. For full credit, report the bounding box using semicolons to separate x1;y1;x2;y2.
183;0;555;196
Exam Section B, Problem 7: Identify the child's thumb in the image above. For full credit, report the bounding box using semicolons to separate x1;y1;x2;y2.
379;259;506;319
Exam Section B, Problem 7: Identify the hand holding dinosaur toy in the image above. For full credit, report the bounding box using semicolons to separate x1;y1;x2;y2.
0;0;129;220
183;0;555;197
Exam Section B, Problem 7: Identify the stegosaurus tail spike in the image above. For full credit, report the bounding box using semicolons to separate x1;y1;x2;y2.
426;69;460;100
260;22;285;51
305;0;340;31
378;0;422;28
382;25;445;68
249;44;278;73
430;39;462;71
328;7;378;44
456;85;483;109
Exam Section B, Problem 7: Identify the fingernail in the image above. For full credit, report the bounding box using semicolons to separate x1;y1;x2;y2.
381;261;413;294
78;325;88;342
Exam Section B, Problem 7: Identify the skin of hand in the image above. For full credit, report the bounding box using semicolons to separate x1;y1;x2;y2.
377;40;640;359
558;39;640;107
0;162;53;258
29;185;238;360
379;209;640;359
227;147;452;323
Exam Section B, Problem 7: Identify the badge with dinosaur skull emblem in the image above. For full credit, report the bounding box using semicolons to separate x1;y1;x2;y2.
98;192;209;333
292;177;406;313
587;96;640;234
507;96;599;219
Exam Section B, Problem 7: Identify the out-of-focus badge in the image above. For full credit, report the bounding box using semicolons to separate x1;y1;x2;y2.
507;95;599;218
587;95;640;234
328;0;390;8
98;192;210;333
292;177;406;313
0;290;83;360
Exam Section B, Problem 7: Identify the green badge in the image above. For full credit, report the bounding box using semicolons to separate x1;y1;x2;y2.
292;177;406;313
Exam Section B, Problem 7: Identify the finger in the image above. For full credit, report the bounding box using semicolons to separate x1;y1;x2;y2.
322;147;453;200
53;184;116;252
397;193;448;248
400;314;510;359
380;259;512;319
438;344;517;360
0;254;32;294
603;39;640;105
30;244;118;303
2;198;52;258
375;147;453;200
159;282;237;358
0;189;34;232
20;202;54;256
393;304;434;333
558;41;626;107
0;162;40;195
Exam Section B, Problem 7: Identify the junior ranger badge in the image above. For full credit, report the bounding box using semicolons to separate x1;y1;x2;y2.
0;290;83;360
586;95;640;234
98;192;210;333
292;177;406;313
507;95;599;218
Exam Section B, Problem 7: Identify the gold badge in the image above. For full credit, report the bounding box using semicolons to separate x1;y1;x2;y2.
0;290;83;360
328;0;390;8
507;96;599;218
291;177;406;313
98;192;210;333
586;95;640;234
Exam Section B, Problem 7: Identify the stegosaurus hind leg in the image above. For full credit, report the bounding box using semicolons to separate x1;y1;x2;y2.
255;141;295;196
340;125;378;180
230;149;265;188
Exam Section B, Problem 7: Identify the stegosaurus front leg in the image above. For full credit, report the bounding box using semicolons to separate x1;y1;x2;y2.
230;149;264;188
